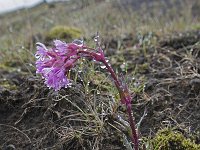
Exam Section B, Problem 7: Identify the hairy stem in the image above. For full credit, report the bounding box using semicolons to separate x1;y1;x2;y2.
79;49;139;149
102;59;139;150
126;103;139;150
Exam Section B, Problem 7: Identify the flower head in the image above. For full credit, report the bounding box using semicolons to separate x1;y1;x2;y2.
35;40;82;91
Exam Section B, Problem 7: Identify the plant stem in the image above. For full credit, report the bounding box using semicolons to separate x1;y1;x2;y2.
79;49;139;149
126;103;139;150
101;59;139;150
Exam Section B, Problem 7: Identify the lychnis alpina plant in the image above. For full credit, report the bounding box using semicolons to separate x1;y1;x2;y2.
35;36;139;150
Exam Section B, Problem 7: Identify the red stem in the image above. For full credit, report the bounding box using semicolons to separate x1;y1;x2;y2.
102;59;139;150
101;60;121;89
126;103;139;150
79;49;139;150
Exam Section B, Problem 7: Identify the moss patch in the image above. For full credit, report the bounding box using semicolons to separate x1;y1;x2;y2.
0;80;17;90
45;26;82;42
152;128;200;150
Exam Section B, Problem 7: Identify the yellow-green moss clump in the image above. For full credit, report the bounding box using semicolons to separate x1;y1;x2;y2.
152;128;200;150
46;26;82;42
0;80;17;90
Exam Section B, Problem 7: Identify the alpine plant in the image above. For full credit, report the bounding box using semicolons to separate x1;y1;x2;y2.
35;37;139;150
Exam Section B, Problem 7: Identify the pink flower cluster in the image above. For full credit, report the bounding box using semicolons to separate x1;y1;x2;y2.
35;40;82;91
35;39;105;91
35;38;138;149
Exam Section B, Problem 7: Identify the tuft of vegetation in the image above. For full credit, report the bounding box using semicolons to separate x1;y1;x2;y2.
45;26;82;42
152;128;200;150
0;80;17;91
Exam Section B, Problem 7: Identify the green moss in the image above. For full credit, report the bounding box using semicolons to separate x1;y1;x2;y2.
136;63;149;73
152;128;200;150
0;63;16;72
191;24;200;30
0;64;18;90
0;80;17;90
45;26;82;42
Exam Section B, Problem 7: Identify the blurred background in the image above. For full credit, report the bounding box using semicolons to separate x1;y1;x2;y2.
0;0;199;45
0;0;199;71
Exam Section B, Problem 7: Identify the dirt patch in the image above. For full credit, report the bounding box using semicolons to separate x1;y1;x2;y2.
135;30;200;139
